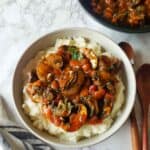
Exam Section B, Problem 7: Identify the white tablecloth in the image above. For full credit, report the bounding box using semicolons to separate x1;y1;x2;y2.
0;0;150;150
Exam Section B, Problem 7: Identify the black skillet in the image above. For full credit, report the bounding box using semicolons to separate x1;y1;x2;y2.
79;0;150;33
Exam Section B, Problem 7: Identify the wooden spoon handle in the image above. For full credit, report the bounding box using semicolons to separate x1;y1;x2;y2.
142;109;149;150
130;109;141;150
118;42;141;150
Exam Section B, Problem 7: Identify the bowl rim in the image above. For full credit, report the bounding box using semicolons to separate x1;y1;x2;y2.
12;27;136;148
78;0;150;33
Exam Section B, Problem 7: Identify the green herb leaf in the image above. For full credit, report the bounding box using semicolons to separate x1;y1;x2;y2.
72;51;79;60
68;46;81;60
68;46;77;53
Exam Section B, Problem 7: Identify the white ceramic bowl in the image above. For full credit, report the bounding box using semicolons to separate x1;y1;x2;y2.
13;27;136;148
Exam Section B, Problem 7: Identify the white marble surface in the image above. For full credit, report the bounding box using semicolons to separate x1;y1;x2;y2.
0;0;150;150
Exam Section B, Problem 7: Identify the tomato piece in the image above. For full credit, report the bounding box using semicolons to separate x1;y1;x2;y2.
69;60;80;68
53;69;61;76
51;80;59;89
80;88;89;97
88;116;102;124
80;58;90;65
80;58;91;73
82;63;91;72
93;88;106;100
89;85;98;94
42;106;52;119
103;7;113;20
100;71;111;81
105;93;114;101
32;80;43;86
52;116;62;126
89;70;96;77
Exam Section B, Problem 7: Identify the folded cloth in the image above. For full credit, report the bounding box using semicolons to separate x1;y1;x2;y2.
0;96;54;150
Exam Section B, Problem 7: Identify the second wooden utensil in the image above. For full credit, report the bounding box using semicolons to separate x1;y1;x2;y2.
119;42;141;150
136;64;150;150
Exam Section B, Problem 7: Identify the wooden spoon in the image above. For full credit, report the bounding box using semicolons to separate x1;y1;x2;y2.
119;42;135;64
119;42;140;150
137;64;150;150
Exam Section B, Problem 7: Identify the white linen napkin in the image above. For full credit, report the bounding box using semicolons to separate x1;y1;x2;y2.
0;96;54;150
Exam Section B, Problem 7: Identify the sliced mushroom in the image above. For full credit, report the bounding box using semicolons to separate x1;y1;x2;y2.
53;100;73;117
59;69;85;96
109;57;122;73
64;71;78;89
85;100;95;117
27;70;38;83
42;87;54;102
99;55;122;73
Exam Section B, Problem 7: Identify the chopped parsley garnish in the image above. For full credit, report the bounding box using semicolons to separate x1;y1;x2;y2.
68;46;83;60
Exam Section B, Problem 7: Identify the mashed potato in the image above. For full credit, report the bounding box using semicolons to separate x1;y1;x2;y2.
22;37;125;142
